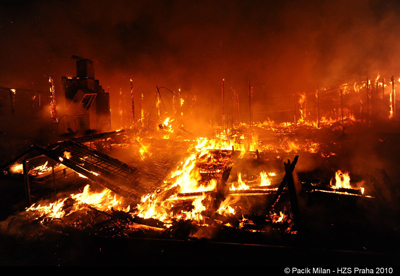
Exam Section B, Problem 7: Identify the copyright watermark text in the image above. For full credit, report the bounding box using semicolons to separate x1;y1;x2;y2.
284;267;394;274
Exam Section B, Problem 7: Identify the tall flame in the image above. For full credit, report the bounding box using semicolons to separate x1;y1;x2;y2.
330;170;352;189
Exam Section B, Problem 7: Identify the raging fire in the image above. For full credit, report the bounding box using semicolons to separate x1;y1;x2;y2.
27;184;129;221
15;93;377;240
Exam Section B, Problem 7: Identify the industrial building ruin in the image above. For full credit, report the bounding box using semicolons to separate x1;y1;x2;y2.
60;56;111;134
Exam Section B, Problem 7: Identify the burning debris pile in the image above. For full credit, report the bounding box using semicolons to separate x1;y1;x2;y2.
1;130;297;240
0;113;379;242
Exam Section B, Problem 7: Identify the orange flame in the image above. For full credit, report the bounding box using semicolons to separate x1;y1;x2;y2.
330;170;352;189
27;185;128;220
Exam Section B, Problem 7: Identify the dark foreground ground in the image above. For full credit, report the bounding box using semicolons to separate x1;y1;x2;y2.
0;229;398;267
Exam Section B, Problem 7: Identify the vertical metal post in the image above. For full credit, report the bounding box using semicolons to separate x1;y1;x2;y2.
22;159;31;206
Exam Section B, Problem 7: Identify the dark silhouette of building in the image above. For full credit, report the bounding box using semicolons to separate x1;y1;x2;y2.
61;56;111;133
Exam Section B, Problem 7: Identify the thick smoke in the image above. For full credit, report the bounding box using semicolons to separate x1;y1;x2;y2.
2;0;400;124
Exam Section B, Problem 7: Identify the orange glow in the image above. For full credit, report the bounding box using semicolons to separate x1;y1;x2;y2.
271;211;286;224
10;163;23;174
330;170;352;189
260;171;272;186
217;200;236;216
63;151;71;159
230;173;249;191
27;184;129;221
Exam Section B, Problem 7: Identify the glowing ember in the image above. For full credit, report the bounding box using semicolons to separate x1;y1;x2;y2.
271;211;286;224
27;161;58;176
63;151;71;159
10;163;23;174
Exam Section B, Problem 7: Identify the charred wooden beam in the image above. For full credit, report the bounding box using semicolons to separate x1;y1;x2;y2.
22;159;32;206
267;155;302;231
206;167;232;217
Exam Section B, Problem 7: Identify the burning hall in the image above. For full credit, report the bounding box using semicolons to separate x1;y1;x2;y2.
0;0;400;267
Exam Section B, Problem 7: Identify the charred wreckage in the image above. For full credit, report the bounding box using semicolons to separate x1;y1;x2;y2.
0;57;399;266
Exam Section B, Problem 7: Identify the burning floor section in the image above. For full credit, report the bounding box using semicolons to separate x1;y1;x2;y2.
1;119;400;266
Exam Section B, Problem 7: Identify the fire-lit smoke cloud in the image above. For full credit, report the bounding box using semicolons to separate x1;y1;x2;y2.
1;0;400;120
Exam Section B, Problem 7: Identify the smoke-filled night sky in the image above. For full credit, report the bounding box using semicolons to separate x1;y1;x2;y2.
2;0;400;121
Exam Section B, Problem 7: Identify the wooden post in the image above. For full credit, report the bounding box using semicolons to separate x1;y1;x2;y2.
248;81;253;131
394;77;396;119
211;96;214;134
366;78;370;124
49;76;57;123
236;91;240;123
293;93;297;125
340;88;344;126
178;87;182;118
9;89;16;115
52;165;56;196
382;78;385;117
231;88;235;129
391;76;395;119
123;87;127;127
140;88;144;127
316;87;320;128
130;79;135;125
267;156;302;231
156;86;161;122
222;79;225;133
119;88;123;128
22;159;31;206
